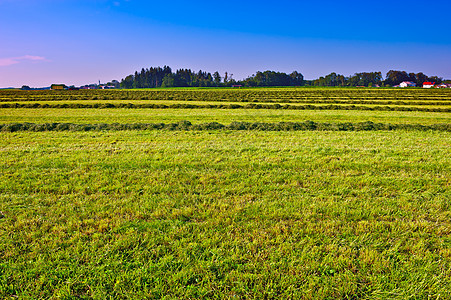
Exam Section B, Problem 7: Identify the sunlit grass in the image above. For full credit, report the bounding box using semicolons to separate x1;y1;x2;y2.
1;87;450;298
1;108;450;125
1;130;450;298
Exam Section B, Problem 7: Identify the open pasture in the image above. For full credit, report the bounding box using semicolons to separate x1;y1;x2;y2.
1;87;451;128
1;108;450;127
2;88;451;104
2;88;451;115
1;87;450;298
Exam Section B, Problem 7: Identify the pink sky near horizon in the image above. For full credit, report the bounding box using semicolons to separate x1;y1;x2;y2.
0;55;46;67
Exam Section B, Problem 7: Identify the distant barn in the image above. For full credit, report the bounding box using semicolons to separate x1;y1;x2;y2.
51;84;66;90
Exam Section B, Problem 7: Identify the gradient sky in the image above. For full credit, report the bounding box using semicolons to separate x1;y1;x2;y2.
1;0;450;87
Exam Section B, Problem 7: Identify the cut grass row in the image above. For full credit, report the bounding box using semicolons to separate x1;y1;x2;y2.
3;97;451;106
2;102;451;112
1;130;450;298
2;99;451;107
2;121;450;132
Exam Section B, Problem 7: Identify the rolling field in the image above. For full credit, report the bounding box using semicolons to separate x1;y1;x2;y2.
1;88;450;299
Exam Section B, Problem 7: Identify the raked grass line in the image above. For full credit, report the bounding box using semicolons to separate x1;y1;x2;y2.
1;130;450;299
2;100;451;112
1;121;450;132
2;99;451;107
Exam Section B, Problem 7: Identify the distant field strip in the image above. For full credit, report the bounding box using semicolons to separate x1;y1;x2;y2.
2;99;451;106
1;89;451;103
1;89;451;115
2;98;451;106
1;88;451;102
2;102;450;112
1;108;449;125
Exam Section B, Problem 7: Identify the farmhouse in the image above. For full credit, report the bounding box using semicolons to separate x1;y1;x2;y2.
81;85;98;90
400;81;416;87
100;85;116;89
436;83;451;88
423;82;435;88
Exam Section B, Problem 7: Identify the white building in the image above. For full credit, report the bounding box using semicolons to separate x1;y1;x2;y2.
423;82;435;88
436;83;451;88
400;81;416;87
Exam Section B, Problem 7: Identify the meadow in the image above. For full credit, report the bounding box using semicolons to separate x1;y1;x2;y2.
1;88;450;299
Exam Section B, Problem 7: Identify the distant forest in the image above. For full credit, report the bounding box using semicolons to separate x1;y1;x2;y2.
120;66;444;88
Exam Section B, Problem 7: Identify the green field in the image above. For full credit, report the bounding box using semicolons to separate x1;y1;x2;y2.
1;88;450;299
1;108;450;126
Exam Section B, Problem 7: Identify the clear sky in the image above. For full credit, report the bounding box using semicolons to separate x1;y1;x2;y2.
1;0;450;87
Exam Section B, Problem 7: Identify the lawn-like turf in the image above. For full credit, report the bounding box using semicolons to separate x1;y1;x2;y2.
1;130;450;299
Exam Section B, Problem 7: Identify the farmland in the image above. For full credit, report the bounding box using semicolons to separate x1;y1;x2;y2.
1;88;450;299
1;88;451;113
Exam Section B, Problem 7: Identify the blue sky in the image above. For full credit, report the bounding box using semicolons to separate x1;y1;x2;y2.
1;0;450;87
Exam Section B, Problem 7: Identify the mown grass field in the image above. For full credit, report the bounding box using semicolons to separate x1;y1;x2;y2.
1;108;450;126
1;88;450;299
2;88;451;113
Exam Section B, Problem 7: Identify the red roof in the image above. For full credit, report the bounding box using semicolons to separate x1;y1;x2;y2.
423;82;435;85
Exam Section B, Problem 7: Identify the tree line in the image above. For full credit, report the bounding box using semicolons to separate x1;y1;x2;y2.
120;67;443;88
311;71;443;87
120;66;221;88
120;67;305;88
